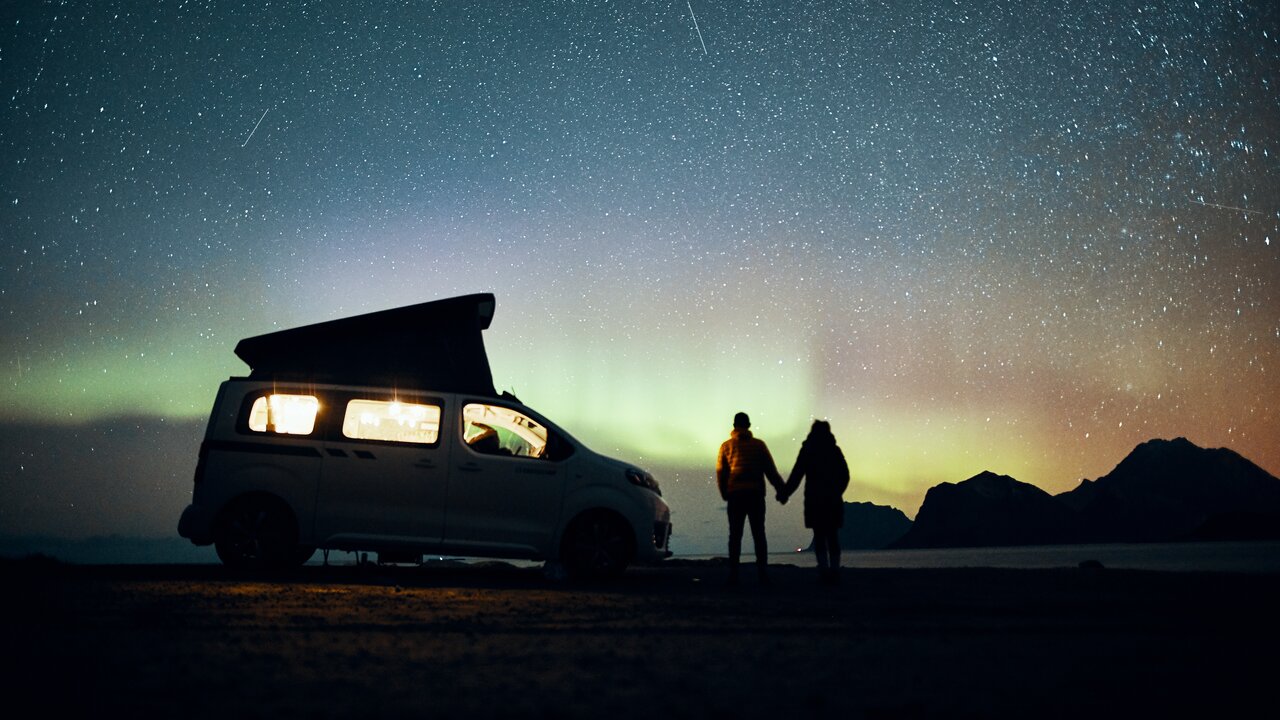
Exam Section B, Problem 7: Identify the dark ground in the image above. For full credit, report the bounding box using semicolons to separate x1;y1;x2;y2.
4;558;1277;719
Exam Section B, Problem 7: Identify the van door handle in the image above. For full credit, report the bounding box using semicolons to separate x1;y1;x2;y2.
458;462;481;472
413;460;436;469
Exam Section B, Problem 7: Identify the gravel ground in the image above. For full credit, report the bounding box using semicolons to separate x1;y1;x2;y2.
5;557;1277;719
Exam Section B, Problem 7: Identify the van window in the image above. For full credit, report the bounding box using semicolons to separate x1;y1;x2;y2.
342;399;441;445
463;403;568;460
247;394;320;435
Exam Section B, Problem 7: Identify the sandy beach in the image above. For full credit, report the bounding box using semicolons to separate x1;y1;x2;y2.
5;558;1276;719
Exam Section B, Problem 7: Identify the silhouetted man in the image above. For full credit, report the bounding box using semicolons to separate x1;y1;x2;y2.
716;412;785;585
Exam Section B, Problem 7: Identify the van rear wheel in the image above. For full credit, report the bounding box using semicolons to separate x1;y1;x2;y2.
561;511;633;580
214;497;301;570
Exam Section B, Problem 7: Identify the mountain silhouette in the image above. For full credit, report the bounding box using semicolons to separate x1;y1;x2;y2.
1058;437;1280;542
882;438;1280;549
891;471;1079;549
804;501;912;551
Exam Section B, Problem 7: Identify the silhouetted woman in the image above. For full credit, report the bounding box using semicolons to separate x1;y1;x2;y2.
780;420;849;584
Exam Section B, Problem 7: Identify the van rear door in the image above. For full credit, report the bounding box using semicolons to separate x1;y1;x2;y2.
313;391;450;548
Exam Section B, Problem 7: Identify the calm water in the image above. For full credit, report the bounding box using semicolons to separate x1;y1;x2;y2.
681;541;1280;574
5;536;1278;572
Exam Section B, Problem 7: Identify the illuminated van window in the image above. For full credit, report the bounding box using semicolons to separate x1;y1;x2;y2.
248;394;320;435
343;399;441;444
462;403;549;458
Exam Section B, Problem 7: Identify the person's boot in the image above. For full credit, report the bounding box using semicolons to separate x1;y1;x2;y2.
725;563;740;587
757;564;771;587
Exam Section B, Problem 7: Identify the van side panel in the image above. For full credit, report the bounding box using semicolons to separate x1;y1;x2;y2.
202;444;322;535
197;381;323;544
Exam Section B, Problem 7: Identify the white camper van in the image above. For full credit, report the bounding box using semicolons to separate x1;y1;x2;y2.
177;294;672;578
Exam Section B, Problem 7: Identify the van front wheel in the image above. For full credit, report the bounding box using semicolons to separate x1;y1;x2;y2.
561;511;633;580
214;497;301;570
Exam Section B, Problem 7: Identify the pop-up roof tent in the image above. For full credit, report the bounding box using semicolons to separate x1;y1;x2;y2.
234;293;498;396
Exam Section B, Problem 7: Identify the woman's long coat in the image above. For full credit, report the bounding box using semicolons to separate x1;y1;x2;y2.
784;437;850;529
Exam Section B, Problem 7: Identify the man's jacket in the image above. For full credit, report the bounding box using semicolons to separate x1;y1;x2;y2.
716;428;784;498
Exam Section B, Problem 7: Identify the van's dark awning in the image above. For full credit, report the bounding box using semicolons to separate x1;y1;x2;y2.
234;293;498;396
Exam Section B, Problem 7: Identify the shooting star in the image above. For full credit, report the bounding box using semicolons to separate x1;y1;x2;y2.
241;109;269;147
1190;197;1263;216
688;1;708;56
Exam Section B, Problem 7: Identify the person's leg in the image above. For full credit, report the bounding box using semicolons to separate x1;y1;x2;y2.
813;530;829;570
815;528;840;584
726;495;746;584
746;494;769;581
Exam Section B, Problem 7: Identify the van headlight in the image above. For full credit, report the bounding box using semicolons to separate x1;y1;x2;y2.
625;468;661;496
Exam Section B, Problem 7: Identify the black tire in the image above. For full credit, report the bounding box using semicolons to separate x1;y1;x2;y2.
214;496;301;570
293;546;317;566
561;511;634;580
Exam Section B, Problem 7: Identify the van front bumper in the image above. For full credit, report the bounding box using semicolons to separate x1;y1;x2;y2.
654;521;673;557
177;504;215;545
635;509;673;564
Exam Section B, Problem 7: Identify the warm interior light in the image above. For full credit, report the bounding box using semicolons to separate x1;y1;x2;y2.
248;394;320;435
462;403;548;456
343;399;440;444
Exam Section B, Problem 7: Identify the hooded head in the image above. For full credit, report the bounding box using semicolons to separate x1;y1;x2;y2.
733;412;750;429
806;419;834;444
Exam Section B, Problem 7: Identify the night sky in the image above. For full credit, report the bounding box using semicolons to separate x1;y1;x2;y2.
2;1;1277;553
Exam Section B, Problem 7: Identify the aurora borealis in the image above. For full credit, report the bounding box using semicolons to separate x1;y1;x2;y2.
2;1;1277;552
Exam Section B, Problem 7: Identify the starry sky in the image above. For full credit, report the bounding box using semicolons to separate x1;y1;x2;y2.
2;1;1277;552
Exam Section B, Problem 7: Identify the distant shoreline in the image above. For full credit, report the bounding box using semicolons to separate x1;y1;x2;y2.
5;536;1280;573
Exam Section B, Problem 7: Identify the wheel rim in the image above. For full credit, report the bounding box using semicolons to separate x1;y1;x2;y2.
219;501;293;567
570;515;629;576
